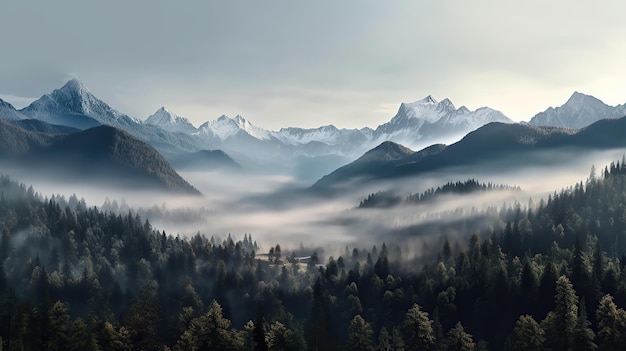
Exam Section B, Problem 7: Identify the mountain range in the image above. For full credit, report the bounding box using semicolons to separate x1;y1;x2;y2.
0;80;519;177
1;79;626;189
313;116;626;190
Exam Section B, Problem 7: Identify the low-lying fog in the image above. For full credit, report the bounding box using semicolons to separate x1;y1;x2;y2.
6;148;626;251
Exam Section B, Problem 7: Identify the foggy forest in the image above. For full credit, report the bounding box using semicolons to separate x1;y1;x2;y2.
3;157;626;350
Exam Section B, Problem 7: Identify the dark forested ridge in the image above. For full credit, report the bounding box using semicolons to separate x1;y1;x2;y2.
4;159;626;350
358;179;521;209
313;117;626;190
0;120;200;195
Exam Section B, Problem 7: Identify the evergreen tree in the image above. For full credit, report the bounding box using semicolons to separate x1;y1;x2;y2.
47;300;70;351
253;308;268;351
443;322;475;351
572;299;597;351
506;315;544;351
174;300;243;351
346;315;375;351
403;303;435;351
68;317;99;351
377;327;392;351
542;275;578;351
596;294;626;351
125;283;161;351
305;279;334;351
266;321;306;351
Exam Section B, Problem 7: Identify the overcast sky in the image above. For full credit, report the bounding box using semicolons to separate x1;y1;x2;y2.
1;0;626;130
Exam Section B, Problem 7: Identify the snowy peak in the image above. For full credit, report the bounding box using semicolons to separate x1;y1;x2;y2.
272;124;355;146
49;79;99;115
20;79;140;129
377;95;513;146
564;91;604;108
396;96;464;123
61;78;89;95
196;114;271;141
145;106;196;134
438;98;456;110
415;95;437;104
528;92;626;129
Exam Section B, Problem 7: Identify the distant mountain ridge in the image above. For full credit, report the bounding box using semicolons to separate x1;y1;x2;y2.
528;92;626;129
0;81;526;164
312;117;626;190
188;95;513;155
3;79;625;179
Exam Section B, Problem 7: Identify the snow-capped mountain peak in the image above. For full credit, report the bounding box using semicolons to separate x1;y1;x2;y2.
396;96;465;124
196;114;271;141
528;91;626;129
374;95;513;149
20;79;140;129
145;106;196;134
438;98;456;111
415;95;437;104
51;79;100;115
60;78;89;96
564;91;603;108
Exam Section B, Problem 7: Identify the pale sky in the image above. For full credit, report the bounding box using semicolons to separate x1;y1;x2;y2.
2;0;626;130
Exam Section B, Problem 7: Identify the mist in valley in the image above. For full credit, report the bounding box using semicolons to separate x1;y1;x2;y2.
5;147;624;256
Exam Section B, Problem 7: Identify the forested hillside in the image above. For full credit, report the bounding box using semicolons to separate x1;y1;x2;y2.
3;160;626;350
358;179;521;209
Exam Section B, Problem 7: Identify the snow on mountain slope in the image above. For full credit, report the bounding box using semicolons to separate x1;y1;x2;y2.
398;95;454;123
374;96;513;148
21;79;140;129
0;99;27;121
14;79;518;168
145;106;197;134
435;105;511;129
272;125;374;146
528;92;626;129
196;115;271;141
191;94;509;157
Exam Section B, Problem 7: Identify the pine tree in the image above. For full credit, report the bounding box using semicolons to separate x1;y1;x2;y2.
253;308;268;351
174;300;243;351
125;283;161;351
47;301;70;351
572;299;597;351
596;294;626;351
68;317;99;351
346;315;375;351
403;303;435;351
443;322;475;351
506;315;544;351
542;275;578;351
266;321;306;351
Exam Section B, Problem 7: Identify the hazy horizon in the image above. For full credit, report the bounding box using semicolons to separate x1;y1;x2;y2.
2;1;626;130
